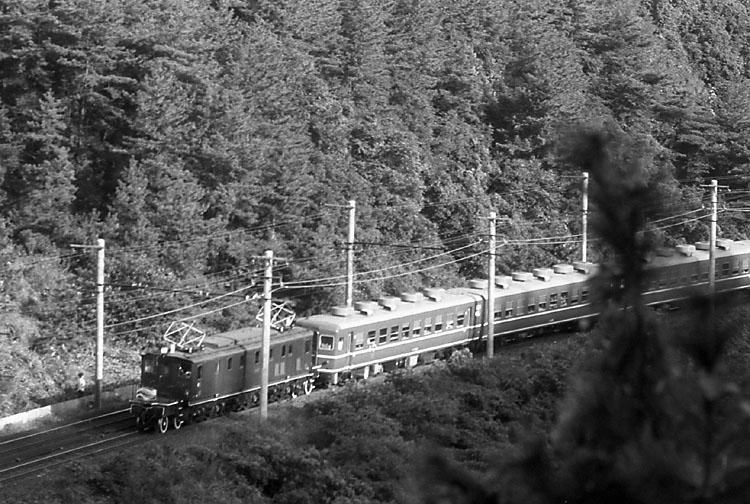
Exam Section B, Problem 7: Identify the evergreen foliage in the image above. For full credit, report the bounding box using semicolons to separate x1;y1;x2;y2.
2;0;750;417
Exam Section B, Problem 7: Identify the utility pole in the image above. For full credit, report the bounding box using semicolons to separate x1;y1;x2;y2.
260;250;273;423
582;171;589;263
346;200;356;307
70;238;105;409
487;211;496;359
709;179;717;295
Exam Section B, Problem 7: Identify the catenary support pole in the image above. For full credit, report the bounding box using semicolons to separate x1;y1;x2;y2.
582;172;589;263
709;179;717;295
260;250;273;423
95;238;104;410
71;239;105;409
487;212;496;358
346;200;356;307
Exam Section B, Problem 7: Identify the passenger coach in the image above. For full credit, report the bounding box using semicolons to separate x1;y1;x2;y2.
296;288;485;384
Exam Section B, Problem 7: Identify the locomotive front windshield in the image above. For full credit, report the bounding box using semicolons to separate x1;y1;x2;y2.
140;354;192;399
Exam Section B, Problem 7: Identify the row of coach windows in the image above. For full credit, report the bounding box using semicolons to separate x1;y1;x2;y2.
649;260;749;291
496;288;588;319
353;311;466;349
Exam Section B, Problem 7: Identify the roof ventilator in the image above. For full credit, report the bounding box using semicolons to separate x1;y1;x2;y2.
496;276;512;289
553;264;574;274
378;296;400;311
332;306;355;317
469;279;488;290
533;268;553;281
400;292;423;303
573;261;595;274
354;301;378;316
676;244;696;257
717;238;733;250
511;271;533;282
424;288;445;301
695;241;710;251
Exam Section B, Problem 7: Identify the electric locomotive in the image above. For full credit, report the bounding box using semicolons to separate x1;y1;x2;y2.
130;325;315;433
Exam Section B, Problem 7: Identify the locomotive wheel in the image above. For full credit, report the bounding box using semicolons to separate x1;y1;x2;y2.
157;416;169;434
172;415;184;430
303;379;314;396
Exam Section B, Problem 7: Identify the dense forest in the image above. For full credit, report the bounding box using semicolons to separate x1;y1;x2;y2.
2;0;750;409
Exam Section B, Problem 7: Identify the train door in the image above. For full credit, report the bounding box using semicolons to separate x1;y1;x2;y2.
175;359;192;400
472;299;484;340
347;332;355;372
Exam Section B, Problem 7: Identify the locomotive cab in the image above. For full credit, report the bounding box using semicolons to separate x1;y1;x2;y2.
137;353;193;403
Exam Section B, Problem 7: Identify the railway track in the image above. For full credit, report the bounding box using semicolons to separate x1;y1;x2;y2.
0;409;141;486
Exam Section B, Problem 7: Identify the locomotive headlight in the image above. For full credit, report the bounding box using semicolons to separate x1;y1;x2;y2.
135;386;157;401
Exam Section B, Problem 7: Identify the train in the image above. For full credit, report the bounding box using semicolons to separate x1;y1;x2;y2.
130;238;750;432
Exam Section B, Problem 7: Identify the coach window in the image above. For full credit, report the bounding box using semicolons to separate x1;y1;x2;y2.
354;332;364;350
743;259;749;273
367;330;377;346
305;340;311;353
288;344;293;356
338;337;345;350
320;335;334;350
402;324;410;339
560;292;568;307
538;296;547;311
733;260;739;275
269;349;274;360
581;289;589;302
281;345;286;357
412;321;421;337
390;325;399;341
216;361;220;374
457;313;466;327
434;315;443;332
528;303;536;314
722;262;730;277
255;351;260;364
197;365;202;379
446;314;455;330
379;328;388;344
424;318;433;335
227;358;232;370
505;301;513;317
571;288;579;304
240;355;246;368
549;293;558;309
